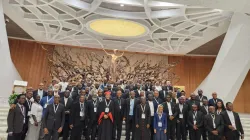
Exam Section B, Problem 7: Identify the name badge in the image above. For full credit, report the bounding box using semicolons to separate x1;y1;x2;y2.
179;114;183;118
44;103;48;108
200;102;203;106
148;89;150;91
119;106;121;109
28;111;31;116
94;107;97;113
80;112;84;117
158;122;162;127
194;120;197;125
105;107;109;113
141;113;145;119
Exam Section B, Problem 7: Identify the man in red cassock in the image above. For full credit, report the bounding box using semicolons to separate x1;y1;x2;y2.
97;91;115;140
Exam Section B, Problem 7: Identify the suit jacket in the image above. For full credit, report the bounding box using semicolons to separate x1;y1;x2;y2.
86;99;101;122
186;99;201;111
166;86;173;92
208;98;223;107
135;104;151;125
134;90;140;98
159;90;168;101
70;102;88;126
113;97;126;121
162;101;176;118
43;103;65;130
153;97;163;113
124;98;139;119
204;114;224;135
33;90;47;99
221;111;244;135
145;84;153;91
7;105;25;133
200;105;209;115
187;110;203;129
60;97;73;121
174;103;189;123
195;95;208;103
154;112;167;130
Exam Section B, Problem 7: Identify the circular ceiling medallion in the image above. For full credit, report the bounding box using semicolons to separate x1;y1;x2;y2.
88;19;148;37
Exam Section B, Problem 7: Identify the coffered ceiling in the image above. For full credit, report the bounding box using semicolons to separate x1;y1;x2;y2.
3;0;233;54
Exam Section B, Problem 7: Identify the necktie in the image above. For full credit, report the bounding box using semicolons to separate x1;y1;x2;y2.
55;104;58;109
81;104;84;111
21;105;24;113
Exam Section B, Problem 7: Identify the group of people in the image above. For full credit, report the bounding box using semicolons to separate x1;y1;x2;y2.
7;79;244;140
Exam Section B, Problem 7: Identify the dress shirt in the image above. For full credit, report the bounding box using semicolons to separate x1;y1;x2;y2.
148;101;154;116
129;99;135;116
17;103;25;123
179;104;183;113
155;86;162;91
167;102;173;115
204;105;208;113
226;110;236;128
29;102;43;124
64;97;68;106
38;89;43;98
98;97;103;102
54;92;59;96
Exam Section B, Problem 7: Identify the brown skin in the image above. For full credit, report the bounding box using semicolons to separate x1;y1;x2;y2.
192;105;198;130
209;106;218;135
70;95;85;129
136;98;150;128
104;94;111;119
166;95;174;120
226;103;237;131
38;83;44;90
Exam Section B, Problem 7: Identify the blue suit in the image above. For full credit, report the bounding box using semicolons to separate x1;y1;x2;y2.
154;113;167;140
40;96;54;116
208;98;223;107
153;98;163;113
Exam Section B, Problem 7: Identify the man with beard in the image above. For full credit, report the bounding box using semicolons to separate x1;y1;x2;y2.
87;92;101;140
97;91;115;140
159;86;168;102
162;94;176;140
204;106;224;140
174;96;188;140
195;89;207;106
135;97;151;140
113;90;126;140
187;93;200;111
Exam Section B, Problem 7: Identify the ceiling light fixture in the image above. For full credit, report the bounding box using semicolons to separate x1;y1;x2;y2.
120;4;124;7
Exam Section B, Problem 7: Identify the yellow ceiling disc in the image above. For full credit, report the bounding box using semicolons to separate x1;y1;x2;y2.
89;19;147;37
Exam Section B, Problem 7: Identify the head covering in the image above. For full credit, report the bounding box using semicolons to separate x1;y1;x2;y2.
105;91;111;95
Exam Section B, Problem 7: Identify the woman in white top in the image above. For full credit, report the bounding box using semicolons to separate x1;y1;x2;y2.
25;95;43;140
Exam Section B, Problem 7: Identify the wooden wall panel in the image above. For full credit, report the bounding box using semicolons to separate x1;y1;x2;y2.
9;38;53;89
168;56;216;96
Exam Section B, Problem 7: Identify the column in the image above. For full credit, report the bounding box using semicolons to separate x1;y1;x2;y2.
196;12;250;102
0;0;21;100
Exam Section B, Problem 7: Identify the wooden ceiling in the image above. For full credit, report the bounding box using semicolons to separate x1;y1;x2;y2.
188;34;226;55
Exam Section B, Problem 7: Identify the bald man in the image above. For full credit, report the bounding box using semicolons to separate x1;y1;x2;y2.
33;83;47;99
208;92;223;107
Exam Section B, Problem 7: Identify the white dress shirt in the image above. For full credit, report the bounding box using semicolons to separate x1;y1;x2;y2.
38;89;43;98
226;110;236;128
59;82;68;92
155;86;162;91
167;102;173;115
148;101;154;116
29;102;43;124
64;97;68;106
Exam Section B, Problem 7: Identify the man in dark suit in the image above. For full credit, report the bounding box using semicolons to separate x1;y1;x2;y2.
162;94;176;140
70;95;89;140
204;106;224;140
43;95;65;140
124;91;139;140
153;90;163;113
60;90;73;140
200;99;209;140
97;89;105;102
145;80;153;91
195;89;207;106
159;86;168;102
187;104;203;140
87;92;101;140
7;94;26;140
174;96;189;140
187;93;200;111
33;82;47;99
71;83;83;102
221;102;244;140
166;80;173;92
113;90;126;140
208;92;223;107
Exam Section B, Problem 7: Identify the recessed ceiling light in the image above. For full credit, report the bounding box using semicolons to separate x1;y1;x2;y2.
120;4;124;7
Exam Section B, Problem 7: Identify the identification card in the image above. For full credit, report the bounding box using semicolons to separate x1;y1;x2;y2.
28;111;31;116
105;107;109;113
141;113;145;119
200;102;203;106
80;112;84;117
94;107;97;113
179;114;183;118
44;103;48;108
158;122;162;127
148;89;150;91
194;120;197;125
119;106;121;109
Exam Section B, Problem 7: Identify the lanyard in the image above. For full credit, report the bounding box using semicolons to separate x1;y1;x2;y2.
26;98;31;110
193;111;197;120
80;103;84;111
93;100;97;107
140;104;145;113
105;99;111;107
211;114;216;128
47;96;53;103
179;104;183;113
53;104;59;113
199;96;203;101
154;97;159;104
158;113;162;119
213;99;217;103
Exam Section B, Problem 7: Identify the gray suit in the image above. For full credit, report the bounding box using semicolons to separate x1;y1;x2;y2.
7;104;25;140
43;103;65;140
